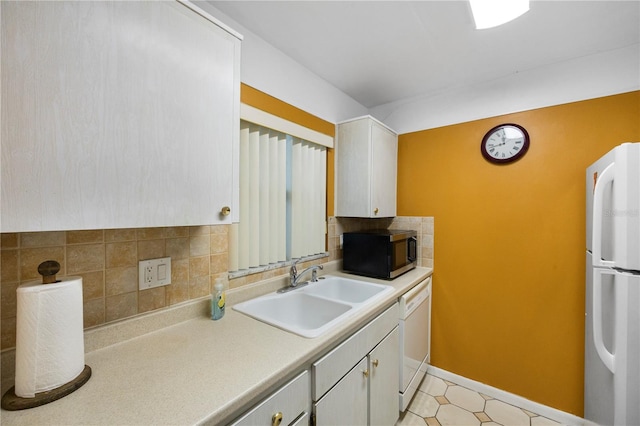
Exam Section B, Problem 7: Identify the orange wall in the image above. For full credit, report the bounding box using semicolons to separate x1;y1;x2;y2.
397;91;640;415
240;84;336;216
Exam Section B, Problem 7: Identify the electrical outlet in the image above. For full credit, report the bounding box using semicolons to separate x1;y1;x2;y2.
139;257;171;290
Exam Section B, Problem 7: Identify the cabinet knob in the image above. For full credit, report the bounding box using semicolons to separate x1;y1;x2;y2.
272;412;283;426
362;369;369;378
372;359;379;368
220;206;231;216
373;207;379;215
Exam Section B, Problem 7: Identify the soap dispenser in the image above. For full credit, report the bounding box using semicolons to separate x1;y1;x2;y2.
211;278;226;320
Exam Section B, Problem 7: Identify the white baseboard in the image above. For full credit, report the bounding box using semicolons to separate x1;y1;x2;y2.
427;366;595;426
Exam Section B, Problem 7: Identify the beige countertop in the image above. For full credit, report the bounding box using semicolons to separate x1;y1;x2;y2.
1;265;432;425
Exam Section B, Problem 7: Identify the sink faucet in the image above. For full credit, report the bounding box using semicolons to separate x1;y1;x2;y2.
289;260;324;288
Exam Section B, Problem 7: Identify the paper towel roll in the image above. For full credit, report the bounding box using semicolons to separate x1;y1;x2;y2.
15;277;85;398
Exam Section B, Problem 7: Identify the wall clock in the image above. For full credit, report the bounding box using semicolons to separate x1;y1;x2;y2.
480;123;529;164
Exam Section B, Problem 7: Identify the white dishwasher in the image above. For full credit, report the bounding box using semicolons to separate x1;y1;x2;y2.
398;276;432;411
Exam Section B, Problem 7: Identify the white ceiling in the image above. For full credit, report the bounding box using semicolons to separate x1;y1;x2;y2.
208;0;640;110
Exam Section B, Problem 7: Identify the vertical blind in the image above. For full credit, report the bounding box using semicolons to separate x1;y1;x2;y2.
229;121;327;272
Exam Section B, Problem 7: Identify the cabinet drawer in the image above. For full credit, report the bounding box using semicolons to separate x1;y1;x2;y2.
312;303;398;400
230;370;310;426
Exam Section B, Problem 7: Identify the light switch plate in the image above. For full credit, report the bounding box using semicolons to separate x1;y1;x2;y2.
139;257;171;290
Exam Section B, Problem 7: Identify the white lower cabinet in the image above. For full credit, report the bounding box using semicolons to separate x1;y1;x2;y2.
312;304;400;426
230;304;400;426
230;370;310;426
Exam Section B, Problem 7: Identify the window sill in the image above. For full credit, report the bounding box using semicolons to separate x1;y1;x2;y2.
228;252;329;280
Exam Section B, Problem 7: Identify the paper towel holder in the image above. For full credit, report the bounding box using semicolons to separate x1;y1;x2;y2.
1;261;92;411
1;366;92;410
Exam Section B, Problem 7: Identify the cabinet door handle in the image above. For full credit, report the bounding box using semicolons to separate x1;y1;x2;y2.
221;206;231;216
372;359;379;368
373;207;379;215
362;369;369;378
272;412;283;426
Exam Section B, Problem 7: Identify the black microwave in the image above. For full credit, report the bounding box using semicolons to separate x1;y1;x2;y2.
342;229;417;279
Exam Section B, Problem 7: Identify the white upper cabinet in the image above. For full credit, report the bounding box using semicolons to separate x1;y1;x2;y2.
1;1;241;232
335;116;398;218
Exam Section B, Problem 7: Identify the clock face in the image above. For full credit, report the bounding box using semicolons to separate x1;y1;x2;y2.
481;124;529;164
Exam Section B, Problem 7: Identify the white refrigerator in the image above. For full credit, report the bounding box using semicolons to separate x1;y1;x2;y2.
585;142;640;426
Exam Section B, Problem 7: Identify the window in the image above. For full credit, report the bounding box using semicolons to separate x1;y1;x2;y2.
229;105;332;275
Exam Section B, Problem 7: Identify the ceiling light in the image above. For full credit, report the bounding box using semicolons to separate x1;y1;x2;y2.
469;0;530;29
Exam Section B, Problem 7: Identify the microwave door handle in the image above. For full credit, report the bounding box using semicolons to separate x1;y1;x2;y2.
408;236;417;262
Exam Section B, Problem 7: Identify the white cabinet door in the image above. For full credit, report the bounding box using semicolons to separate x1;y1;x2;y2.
335;116;398;218
369;327;400;426
314;357;368;426
1;1;240;232
335;117;371;218
370;121;398;218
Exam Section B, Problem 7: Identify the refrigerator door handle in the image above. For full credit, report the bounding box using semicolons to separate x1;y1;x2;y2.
592;162;616;268
593;268;616;374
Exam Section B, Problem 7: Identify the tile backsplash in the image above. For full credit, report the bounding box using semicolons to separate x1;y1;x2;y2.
1;225;229;350
328;216;434;269
0;216;433;351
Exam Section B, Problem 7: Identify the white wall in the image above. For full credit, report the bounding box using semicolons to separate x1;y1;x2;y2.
369;45;640;135
196;2;368;126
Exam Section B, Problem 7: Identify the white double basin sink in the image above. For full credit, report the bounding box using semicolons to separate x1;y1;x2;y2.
233;275;393;338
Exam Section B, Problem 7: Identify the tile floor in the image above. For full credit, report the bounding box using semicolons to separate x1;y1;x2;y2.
396;374;563;426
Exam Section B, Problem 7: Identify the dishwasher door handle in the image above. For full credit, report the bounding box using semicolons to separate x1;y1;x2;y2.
400;277;431;318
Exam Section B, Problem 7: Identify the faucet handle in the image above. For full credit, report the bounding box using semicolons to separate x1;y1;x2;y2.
291;258;302;274
311;264;324;282
290;258;302;284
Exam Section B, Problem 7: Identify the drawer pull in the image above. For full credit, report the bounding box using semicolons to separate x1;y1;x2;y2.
372;359;379;368
272;412;283;426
